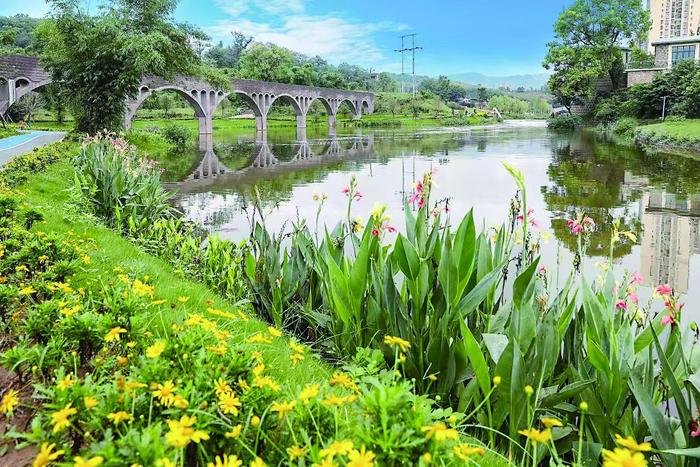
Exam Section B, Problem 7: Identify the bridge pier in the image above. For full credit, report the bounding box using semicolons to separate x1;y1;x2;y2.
328;114;337;133
255;115;267;133
198;115;213;136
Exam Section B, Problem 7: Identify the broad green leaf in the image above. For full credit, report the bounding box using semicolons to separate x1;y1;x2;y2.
461;322;491;397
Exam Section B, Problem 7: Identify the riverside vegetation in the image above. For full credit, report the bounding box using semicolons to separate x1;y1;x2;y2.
0;134;699;466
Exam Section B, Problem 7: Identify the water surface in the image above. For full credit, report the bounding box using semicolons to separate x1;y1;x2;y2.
168;120;700;322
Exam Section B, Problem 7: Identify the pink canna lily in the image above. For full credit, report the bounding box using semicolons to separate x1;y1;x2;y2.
656;284;672;296
661;314;676;326
630;272;644;285
615;300;627;312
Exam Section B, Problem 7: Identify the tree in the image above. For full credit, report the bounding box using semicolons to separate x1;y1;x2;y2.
376;73;398;92
37;0;203;133
236;43;296;83
543;0;650;109
204;31;252;70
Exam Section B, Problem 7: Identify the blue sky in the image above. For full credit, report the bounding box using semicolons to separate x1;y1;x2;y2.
3;0;571;76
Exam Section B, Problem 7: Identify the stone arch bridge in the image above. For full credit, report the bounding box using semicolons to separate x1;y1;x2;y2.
0;54;375;136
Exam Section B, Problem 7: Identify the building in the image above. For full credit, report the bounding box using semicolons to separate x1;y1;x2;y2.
647;0;700;50
625;35;700;85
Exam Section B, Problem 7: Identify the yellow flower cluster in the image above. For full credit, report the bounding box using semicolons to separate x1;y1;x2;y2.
165;415;209;448
1;389;20;416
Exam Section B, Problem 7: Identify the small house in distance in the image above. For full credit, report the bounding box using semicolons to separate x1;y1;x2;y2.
626;36;700;86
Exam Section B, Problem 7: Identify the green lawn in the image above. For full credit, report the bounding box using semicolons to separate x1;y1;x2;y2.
637;118;700;139
19;158;333;387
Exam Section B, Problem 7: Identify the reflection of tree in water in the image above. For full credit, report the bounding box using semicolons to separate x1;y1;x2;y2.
543;131;641;257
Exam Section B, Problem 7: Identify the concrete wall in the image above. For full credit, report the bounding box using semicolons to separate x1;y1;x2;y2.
655;44;670;67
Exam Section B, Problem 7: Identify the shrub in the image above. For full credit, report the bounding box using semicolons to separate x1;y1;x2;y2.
161;124;191;149
611;116;639;137
73;132;174;232
547;113;582;130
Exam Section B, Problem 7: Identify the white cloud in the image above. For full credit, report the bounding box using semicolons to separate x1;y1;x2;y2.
209;0;407;68
214;0;304;17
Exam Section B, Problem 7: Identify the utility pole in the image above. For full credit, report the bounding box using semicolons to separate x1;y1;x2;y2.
395;34;422;95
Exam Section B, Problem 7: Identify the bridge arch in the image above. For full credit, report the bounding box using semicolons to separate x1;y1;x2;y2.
124;85;207;129
268;93;304;116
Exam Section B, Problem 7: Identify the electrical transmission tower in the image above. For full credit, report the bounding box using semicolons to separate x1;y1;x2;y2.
394;34;422;96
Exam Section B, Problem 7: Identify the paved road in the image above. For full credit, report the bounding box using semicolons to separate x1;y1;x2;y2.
0;130;67;166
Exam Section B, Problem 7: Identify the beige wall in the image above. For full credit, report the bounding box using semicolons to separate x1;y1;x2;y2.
648;0;700;50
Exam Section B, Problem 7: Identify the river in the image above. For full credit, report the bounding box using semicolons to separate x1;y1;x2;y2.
166;119;700;322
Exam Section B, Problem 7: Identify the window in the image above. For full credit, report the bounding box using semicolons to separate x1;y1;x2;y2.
672;44;696;64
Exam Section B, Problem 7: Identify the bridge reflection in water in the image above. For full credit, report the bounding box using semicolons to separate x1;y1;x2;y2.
167;131;375;191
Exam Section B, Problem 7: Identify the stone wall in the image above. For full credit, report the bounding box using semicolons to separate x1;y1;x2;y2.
655;45;670;67
626;69;664;86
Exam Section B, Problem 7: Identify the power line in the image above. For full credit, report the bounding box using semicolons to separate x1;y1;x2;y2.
394;33;422;96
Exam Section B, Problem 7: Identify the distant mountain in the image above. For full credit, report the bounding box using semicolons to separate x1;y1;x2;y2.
447;72;550;91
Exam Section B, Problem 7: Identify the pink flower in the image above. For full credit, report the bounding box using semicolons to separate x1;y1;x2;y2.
342;187;350;195
354;192;362;201
537;266;547;274
661;314;676;326
628;292;639;304
656;284;672;296
616;300;627;312
530;219;540;228
630;272;643;285
690;420;700;438
385;225;396;233
567;219;583;235
371;228;380;237
582;216;595;228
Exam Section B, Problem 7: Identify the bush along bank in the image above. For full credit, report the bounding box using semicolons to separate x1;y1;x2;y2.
0;139;503;466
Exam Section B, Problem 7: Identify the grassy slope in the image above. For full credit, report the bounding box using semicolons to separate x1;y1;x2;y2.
637;118;700;139
18;159;332;387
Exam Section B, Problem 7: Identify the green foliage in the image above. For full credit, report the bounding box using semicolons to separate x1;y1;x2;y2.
610;116;639;137
544;0;651;107
37;0;204;133
547;114;582;130
488;95;551;118
160;124;190;149
73;132;173;232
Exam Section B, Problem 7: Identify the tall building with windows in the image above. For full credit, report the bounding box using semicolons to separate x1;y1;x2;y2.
648;0;700;49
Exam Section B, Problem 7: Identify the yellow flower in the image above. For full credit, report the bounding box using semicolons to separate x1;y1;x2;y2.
541;417;563;428
614;434;652;452
290;353;305;366
267;326;282;337
33;442;65;467
107;411;133;424
602;448;648;467
51;403;77;433
218;391;242;416
173;395;189;409
83;396;98;409
104;327;127;342
322;394;357;407
57;375;75;391
18;286;36;296
151;299;167;305
1;389;20;415
421;422;459;442
383;335;411;351
215;378;232;395
117;356;128;367
319;439;354;459
73;456;104;467
60;305;81;317
251;415;260;426
287;445;308;460
177;296;190;303
312;459;336;467
329;372;358;391
518;428;552;444
289;341;305;354
421;452;432;464
427;373;438;381
81;254;91;265
246;333;273;344
225;424;243;439
346;446;375;467
250;458;266;467
146;341;166;358
132;279;154;298
453;444;486;460
206;454;242;467
165;415;209;448
152;380;177;407
155;459;176;467
299;384;320;404
492;376;502;385
524;385;534;396
270;400;297;420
